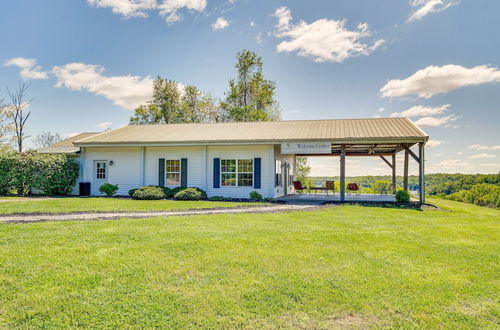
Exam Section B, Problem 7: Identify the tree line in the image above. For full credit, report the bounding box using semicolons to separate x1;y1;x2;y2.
129;49;280;124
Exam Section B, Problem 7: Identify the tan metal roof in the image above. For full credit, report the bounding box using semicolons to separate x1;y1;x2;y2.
37;133;99;154
74;118;428;146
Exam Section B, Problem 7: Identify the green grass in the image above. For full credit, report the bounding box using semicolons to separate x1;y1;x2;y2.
0;197;256;214
0;199;499;328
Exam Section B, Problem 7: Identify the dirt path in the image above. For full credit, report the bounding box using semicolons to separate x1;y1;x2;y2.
0;204;321;223
0;197;54;203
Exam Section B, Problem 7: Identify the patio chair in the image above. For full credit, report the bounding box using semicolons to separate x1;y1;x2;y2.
293;181;308;194
325;181;335;195
347;183;360;195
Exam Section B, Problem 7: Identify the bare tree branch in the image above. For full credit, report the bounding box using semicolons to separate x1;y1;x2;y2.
6;82;33;152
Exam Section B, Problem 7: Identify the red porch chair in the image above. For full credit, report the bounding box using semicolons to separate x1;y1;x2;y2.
347;183;360;195
293;181;308;194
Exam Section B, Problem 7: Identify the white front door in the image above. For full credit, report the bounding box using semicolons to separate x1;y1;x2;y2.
93;160;108;195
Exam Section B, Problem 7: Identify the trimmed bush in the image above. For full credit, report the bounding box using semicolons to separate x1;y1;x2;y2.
249;191;263;202
395;189;411;203
132;186;166;200
166;186;187;199
0;150;79;196
208;196;225;201
174;187;207;201
99;183;119;196
129;188;138;197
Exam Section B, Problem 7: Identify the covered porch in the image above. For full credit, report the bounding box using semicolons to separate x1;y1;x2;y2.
281;137;427;204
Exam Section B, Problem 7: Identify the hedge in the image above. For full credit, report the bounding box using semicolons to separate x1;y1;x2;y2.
0;150;79;196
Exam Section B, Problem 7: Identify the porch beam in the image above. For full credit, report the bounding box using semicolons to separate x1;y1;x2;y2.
392;154;397;194
401;144;420;163
403;149;409;191
379;155;394;169
419;142;425;204
340;145;346;202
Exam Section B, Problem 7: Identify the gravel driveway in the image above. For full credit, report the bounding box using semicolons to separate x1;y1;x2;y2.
0;204;321;223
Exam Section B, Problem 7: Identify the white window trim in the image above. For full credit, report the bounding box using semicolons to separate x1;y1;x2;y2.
165;158;182;187
95;160;107;180
220;158;253;187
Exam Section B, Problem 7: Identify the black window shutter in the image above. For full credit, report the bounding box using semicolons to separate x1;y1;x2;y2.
254;158;261;189
181;158;188;187
213;158;220;188
158;158;165;187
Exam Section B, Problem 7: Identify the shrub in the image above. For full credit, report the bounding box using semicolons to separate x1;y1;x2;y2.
99;183;119;196
0;151;79;196
129;188;138;197
208;196;225;201
395;189;411;203
174;187;207;201
249;191;263;202
132;186;166;200
166;186;187;198
264;197;276;203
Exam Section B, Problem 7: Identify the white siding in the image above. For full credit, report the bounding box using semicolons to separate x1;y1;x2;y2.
144;146;205;189
207;145;274;198
83;147;142;196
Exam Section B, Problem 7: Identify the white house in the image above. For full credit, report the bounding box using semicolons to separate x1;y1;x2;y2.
41;118;429;202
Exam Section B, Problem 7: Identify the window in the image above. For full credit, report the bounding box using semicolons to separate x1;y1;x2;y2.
275;160;282;187
221;159;253;187
166;159;181;186
96;162;106;179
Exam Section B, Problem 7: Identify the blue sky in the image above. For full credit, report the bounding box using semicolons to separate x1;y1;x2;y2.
1;0;499;175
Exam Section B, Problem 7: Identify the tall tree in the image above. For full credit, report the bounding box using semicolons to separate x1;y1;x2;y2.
6;83;32;152
296;157;311;182
153;77;182;123
33;131;62;148
130;77;224;124
222;49;280;122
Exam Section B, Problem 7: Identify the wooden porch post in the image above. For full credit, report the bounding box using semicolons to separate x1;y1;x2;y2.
392;154;397;193
403;149;409;191
419;143;425;204
340;145;346;202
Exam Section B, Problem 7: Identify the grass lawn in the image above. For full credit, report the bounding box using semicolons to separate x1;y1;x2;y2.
0;199;498;328
0;197;257;214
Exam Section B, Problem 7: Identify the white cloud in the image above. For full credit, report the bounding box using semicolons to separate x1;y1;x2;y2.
5;57;48;80
87;0;156;17
414;114;459;127
426;139;445;148
158;0;206;24
378;107;385;113
97;121;113;130
408;0;457;22
390;104;450;118
469;153;496;159
212;17;230;30
469;144;500;151
52;63;154;110
250;21;255;27
480;163;500;167
255;32;263;44
381;64;500;99
87;0;206;23
273;6;384;63
437;159;469;169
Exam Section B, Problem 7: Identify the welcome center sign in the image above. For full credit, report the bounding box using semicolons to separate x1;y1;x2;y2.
281;142;332;154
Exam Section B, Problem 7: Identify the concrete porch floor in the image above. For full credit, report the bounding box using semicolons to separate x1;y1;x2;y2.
277;193;396;204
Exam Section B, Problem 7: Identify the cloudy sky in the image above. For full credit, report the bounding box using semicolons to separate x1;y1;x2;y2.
1;0;499;176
